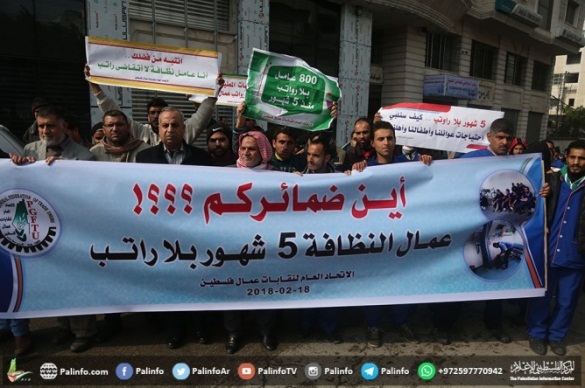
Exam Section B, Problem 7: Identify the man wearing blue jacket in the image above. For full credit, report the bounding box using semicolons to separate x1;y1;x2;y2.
526;140;585;356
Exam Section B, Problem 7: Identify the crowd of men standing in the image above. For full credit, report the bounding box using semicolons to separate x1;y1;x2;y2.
1;66;584;359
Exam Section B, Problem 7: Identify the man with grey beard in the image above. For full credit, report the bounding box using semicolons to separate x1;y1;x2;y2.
11;106;95;164
10;105;97;353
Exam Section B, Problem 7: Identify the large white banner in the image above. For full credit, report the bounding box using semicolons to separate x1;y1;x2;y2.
0;156;545;318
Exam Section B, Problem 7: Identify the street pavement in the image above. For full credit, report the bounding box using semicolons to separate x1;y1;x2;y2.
1;296;584;387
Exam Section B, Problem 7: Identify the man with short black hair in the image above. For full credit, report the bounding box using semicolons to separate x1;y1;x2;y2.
303;136;336;174
206;125;236;166
297;135;342;343
90;110;149;163
455;118;516;345
341;117;374;171
526;140;585;356
351;120;427;347
269;126;306;172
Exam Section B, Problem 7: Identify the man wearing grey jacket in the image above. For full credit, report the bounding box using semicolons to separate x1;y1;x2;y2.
10;105;97;353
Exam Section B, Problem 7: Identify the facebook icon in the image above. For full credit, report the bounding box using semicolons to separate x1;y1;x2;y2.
116;363;134;380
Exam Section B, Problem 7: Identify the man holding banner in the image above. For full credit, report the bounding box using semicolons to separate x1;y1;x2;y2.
298;135;342;343
356;120;430;347
10;106;98;353
526;140;585;356
90;110;150;163
458;118;516;344
135;107;214;349
85;65;223;147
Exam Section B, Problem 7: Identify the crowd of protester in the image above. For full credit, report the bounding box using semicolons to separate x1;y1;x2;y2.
0;66;584;359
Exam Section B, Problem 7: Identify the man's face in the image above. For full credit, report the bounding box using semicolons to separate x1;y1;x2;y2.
148;106;164;129
353;121;371;150
92;129;104;145
103;115;130;146
158;111;185;151
350;133;358;148
272;133;295;160
244;118;256;130
487;131;512;155
306;143;330;173
239;136;262;167
371;128;396;159
566;148;585;179
38;115;66;146
208;132;230;157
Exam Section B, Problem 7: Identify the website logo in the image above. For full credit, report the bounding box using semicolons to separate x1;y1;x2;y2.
238;363;256;380
172;363;190;381
361;362;379;381
304;363;322;380
39;362;58;380
0;190;61;256
418;362;436;381
6;358;33;383
116;363;134;381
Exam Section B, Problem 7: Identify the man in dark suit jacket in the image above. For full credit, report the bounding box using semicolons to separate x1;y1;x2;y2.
136;107;214;166
136;107;213;350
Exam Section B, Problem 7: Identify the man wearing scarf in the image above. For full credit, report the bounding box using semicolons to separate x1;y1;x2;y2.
90;110;149;163
526;140;585;356
235;131;273;170
89;110;149;343
223;130;277;354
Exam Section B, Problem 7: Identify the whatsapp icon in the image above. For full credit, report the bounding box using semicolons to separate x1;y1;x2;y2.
417;362;436;381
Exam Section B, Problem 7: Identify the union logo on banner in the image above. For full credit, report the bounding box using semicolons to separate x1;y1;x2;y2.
0;190;61;256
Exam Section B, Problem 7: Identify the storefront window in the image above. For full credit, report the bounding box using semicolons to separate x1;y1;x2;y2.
0;0;88;139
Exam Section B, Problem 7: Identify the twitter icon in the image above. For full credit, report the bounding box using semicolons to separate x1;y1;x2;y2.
172;363;190;381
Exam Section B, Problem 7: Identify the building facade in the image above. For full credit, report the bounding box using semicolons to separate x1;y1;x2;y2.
1;0;583;146
550;47;585;139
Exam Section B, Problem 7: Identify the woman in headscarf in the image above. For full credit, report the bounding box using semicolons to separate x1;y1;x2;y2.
509;138;527;155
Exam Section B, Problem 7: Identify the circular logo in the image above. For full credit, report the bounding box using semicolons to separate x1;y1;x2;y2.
0;190;60;256
418;362;436;381
361;363;379;381
116;363;134;380
39;363;58;380
238;363;256;380
172;363;190;381
304;362;321;380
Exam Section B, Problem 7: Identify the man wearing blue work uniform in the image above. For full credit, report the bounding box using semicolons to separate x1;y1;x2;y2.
526;140;585;356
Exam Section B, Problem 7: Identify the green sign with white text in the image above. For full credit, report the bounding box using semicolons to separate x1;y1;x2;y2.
245;49;341;131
